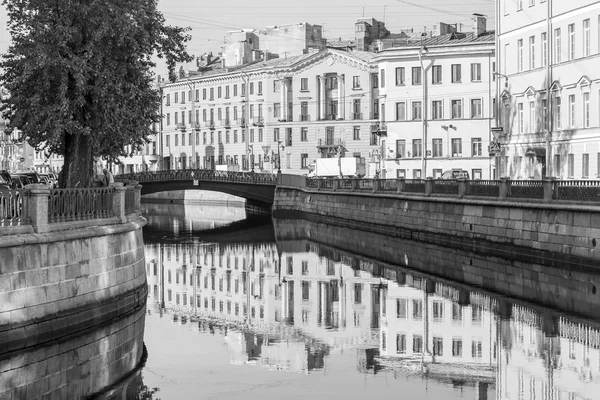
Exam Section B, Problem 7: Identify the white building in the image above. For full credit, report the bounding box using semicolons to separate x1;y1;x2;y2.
497;0;600;179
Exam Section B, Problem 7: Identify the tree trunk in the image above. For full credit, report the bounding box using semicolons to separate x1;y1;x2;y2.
59;132;94;188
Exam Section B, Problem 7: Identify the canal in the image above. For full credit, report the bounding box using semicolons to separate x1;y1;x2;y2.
4;202;598;399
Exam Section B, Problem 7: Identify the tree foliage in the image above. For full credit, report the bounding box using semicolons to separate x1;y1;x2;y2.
0;0;192;187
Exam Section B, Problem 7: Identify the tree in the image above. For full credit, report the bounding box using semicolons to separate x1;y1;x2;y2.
0;0;192;187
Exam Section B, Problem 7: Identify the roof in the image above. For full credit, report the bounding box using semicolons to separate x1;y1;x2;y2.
382;31;495;49
326;39;356;48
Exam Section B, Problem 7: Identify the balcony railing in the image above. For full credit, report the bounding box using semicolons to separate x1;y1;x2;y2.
224;119;231;128
176;123;186;132
193;123;202;131
327;114;338;121
317;138;345;147
238;118;247;127
253;117;264;127
207;121;215;130
352;113;363;120
299;114;310;122
371;121;387;135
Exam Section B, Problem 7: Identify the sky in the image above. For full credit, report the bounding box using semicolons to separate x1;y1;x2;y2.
0;0;496;77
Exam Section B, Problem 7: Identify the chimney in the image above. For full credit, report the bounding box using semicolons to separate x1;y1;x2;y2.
178;66;185;79
473;14;486;37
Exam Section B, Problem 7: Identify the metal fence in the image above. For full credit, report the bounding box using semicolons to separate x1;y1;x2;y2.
118;169;277;186
467;180;501;197
554;180;600;201
48;187;114;223
507;180;545;199
125;186;137;215
0;189;26;227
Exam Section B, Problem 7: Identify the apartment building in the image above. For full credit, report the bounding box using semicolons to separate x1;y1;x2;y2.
160;48;380;176
498;0;600;179
373;15;496;179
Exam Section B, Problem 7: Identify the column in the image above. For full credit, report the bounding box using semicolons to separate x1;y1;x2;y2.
319;75;327;120
280;78;286;121
337;74;345;120
320;281;327;325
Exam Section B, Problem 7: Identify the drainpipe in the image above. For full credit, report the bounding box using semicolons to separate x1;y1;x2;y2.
241;72;251;171
418;46;428;177
545;0;553;177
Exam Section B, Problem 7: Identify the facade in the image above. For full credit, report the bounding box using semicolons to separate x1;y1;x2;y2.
160;49;381;176
373;15;496;179
498;0;600;179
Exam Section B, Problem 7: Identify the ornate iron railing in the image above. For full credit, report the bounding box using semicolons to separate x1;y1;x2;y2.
403;179;426;194
48;187;114;223
377;179;398;192
508;180;545;199
0;189;26;226
466;180;501;197
125;186;137;214
432;180;459;195
118;169;277;186
554;180;600;202
339;179;354;190
356;179;373;191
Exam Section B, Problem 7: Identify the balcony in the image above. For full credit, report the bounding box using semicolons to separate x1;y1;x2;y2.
317;138;345;148
299;114;310;122
176;123;186;132
371;121;387;136
238;118;247;128
352;113;363;120
224;119;231;128
193;123;202;131
208;121;215;130
252;117;264;127
278;116;293;122
326;114;338;121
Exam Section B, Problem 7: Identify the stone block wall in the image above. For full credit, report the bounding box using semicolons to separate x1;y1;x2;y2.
0;217;148;354
273;188;600;262
0;305;146;400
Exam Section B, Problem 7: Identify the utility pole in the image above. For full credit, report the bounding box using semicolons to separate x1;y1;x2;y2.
241;72;250;171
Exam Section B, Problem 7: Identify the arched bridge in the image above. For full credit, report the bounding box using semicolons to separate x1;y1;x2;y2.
116;169;277;207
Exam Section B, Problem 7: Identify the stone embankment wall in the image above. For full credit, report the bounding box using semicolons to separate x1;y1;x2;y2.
273;178;600;263
0;305;146;400
0;216;148;354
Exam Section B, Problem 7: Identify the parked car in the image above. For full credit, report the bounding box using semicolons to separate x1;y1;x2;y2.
441;170;470;180
39;173;58;188
0;170;14;189
13;171;42;185
10;175;28;189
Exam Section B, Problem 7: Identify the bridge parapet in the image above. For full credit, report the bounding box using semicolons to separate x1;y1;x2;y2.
118;169;277;186
0;182;142;234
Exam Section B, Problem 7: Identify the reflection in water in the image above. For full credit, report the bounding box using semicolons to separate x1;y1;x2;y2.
142;205;599;400
0;305;147;399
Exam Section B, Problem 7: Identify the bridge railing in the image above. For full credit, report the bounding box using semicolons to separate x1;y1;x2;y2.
0;182;142;234
301;177;600;203
117;169;277;186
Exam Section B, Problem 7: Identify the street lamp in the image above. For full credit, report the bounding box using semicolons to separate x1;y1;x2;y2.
277;141;284;175
248;144;254;172
492;72;510;179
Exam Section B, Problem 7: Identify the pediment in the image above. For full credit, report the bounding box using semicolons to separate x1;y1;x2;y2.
549;80;563;92
524;86;537;97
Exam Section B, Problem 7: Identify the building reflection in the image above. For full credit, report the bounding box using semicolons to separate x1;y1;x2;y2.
144;240;600;399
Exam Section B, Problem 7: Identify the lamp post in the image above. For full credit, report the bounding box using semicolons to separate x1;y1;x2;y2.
493;72;510;179
248;144;254;172
277;140;284;175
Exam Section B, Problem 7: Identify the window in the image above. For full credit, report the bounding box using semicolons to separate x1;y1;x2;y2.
372;73;378;88
396;140;406;158
286;127;292;146
472;169;482;180
583;153;589;178
470;63;481;81
412;139;422;158
542;32;547;66
555;96;562;129
396;298;407;318
395;67;405;85
554;154;561;177
300;78;308;91
518;103;524;133
352;75;360;88
452;138;462;156
452;338;463;357
166;113;170;126
300;153;309;169
433;337;444;356
432;301;444;321
397;169;406;178
432;138;442;157
472;340;483;358
273;103;281;119
301;281;310;300
432;65;442;84
451;64;461;82
529;36;535;69
249;82;254;95
300;127;308;142
452;303;463;322
412;101;422;120
529;101;536;133
432;100;442;119
583;92;590;127
517;39;524;71
354;284;363;304
568;153;574;177
380;68;386;87
470;99;482;118
554;28;561;63
413;335;423;353
569;94;576;128
568;23;575;60
451;99;462;119
217;86;222;98
472;138;482;156
413;169;421;179
257;81;262;95
578;19;589;59
353;126;361;140
517;0;523;10
412;67;421;85
396;102;406;121
433;169;443;178
529;0;534;6
396;334;406;354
